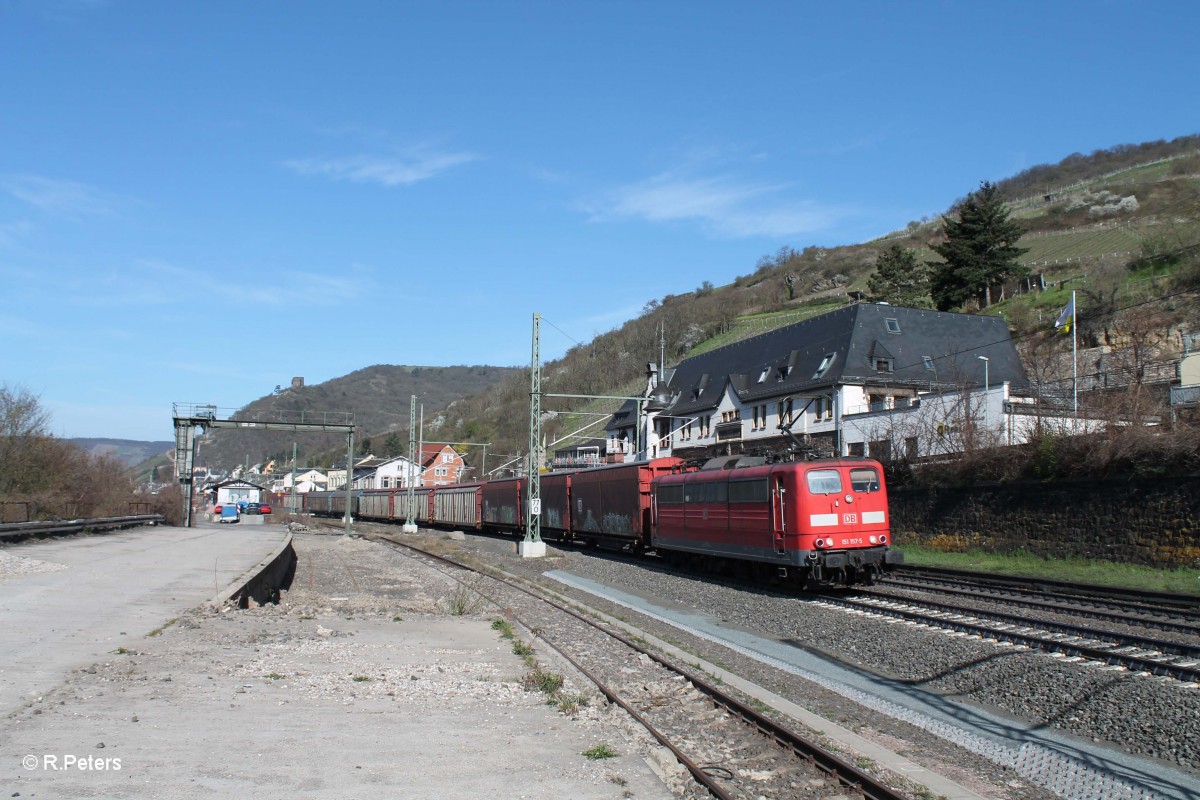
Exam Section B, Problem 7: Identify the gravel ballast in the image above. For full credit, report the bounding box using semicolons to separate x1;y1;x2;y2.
432;527;1200;800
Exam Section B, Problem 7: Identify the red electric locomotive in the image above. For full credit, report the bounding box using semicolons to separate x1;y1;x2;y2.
652;456;901;587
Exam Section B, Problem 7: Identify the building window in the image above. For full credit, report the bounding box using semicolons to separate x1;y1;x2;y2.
813;353;836;380
848;442;865;457
776;398;794;426
886;318;901;334
874;358;894;373
442;453;453;463
700;416;711;436
923;356;935;371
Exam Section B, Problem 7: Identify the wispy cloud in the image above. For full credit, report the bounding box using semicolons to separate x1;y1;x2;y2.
284;146;478;187
4;175;117;218
0;220;32;246
586;172;846;238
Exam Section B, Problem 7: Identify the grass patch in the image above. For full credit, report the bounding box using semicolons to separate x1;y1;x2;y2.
443;577;489;616
114;646;130;655
556;691;590;715
146;618;178;637
899;545;1200;595
263;673;286;680
582;743;619;760
351;675;371;682
522;665;564;695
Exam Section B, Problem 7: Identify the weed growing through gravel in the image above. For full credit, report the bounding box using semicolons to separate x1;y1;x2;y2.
392;615;403;622
351;675;371;682
582;744;618;760
263;673;285;680
523;665;564;695
491;618;587;715
146;618;178;637
556;691;590;715
114;646;130;655
444;576;490;615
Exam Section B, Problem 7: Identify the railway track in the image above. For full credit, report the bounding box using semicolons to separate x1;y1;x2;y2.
824;590;1200;683
365;530;915;800
888;564;1200;617
879;573;1200;638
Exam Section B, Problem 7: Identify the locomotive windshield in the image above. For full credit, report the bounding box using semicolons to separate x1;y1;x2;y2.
806;469;842;495
849;467;880;492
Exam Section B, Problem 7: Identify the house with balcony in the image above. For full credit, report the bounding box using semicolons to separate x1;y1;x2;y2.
604;303;1034;464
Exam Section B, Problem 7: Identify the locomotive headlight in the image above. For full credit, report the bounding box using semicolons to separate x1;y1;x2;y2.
869;535;878;544
814;538;826;548
880;534;887;544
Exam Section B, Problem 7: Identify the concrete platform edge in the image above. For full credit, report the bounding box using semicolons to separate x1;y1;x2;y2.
208;532;296;610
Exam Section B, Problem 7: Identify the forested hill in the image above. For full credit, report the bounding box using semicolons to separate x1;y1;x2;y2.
197;365;520;470
69;438;174;468
431;134;1200;478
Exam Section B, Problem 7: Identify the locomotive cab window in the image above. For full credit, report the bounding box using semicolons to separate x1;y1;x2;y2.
806;469;842;495
849;467;880;493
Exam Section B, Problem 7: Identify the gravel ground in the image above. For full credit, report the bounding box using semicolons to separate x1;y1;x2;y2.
422;526;1200;800
0;549;70;582
2;532;674;800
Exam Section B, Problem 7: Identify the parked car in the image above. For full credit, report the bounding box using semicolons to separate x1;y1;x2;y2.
245;502;261;515
258;503;272;515
219;504;240;524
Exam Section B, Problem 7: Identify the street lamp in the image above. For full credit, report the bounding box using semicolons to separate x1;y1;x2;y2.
977;355;989;427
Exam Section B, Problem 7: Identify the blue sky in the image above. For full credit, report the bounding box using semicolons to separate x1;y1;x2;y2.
2;1;1197;441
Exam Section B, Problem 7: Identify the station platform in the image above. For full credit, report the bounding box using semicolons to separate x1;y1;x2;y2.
0;523;290;716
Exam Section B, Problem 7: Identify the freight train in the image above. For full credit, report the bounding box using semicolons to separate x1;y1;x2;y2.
302;455;901;587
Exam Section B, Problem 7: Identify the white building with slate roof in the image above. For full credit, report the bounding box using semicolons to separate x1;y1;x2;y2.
604;303;1046;464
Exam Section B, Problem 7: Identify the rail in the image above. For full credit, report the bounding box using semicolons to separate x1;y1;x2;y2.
0;514;165;541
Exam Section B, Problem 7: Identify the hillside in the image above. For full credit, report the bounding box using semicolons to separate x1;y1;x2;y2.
182;135;1200;481
70;438;174;468
195;365;520;471
431;134;1200;478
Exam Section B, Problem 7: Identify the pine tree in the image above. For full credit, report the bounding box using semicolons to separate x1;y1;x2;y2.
928;181;1029;311
867;243;930;307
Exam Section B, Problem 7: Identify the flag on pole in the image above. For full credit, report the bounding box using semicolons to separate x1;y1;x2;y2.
1054;295;1074;333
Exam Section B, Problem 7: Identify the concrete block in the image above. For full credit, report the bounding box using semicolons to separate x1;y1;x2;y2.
517;540;546;558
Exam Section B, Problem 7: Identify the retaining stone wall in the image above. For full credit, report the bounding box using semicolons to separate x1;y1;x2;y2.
888;477;1200;568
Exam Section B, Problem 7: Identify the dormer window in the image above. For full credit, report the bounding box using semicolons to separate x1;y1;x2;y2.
812;353;836;380
874;358;894;373
776;365;790;381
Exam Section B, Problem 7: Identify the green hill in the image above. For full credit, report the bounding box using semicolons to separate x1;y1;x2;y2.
430;134;1200;476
